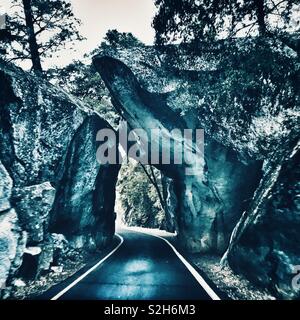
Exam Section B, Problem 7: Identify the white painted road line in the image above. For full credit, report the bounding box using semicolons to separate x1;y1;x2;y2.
131;228;221;301
51;229;220;301
51;234;124;300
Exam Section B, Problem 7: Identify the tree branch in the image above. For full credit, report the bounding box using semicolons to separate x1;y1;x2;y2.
140;164;167;212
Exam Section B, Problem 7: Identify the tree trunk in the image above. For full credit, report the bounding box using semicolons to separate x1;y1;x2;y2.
255;0;266;36
22;0;43;74
140;164;166;212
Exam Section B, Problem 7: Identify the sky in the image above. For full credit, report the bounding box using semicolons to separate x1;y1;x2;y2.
0;0;157;68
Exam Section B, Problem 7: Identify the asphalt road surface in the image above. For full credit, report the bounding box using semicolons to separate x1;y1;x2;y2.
38;229;221;300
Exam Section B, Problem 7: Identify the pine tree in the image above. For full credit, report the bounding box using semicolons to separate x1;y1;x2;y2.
5;0;84;73
153;0;299;53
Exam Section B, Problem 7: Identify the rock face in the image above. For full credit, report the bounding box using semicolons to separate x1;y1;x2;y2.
0;38;298;300
0;59;119;296
0;210;25;290
96;40;298;161
94;56;262;253
226;143;300;299
93;40;299;299
50;115;120;249
204;140;262;252
0;162;13;212
13;182;55;244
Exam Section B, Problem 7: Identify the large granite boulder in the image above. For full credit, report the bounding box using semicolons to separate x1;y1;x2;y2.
0;58;119;294
0;210;26;291
93;39;299;298
93;55;262;253
0;162;13;212
13;182;56;244
226;143;300;299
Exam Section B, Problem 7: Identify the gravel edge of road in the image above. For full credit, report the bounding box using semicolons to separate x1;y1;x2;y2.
8;235;122;300
150;229;276;300
7;227;277;300
189;254;276;300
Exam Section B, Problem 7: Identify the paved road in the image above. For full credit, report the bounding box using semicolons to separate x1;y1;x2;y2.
39;229;220;300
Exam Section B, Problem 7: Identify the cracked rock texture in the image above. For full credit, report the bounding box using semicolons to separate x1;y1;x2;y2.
94;40;299;299
0;59;119;298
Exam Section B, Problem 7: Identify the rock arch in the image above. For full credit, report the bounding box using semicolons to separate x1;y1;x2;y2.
93;55;262;253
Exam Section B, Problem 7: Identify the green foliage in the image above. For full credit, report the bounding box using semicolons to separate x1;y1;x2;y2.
151;1;299;158
102;29;143;50
117;162;166;229
153;0;300;45
47;30;145;127
4;0;83;65
47;61;119;127
47;30;167;228
48;62;105;101
90;29;144;57
50;29;143;100
200;39;298;115
160;37;299;157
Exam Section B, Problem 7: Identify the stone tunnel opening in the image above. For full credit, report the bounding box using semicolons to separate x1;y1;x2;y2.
114;160;178;234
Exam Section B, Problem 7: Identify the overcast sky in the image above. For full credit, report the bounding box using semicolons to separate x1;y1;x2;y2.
0;0;156;68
